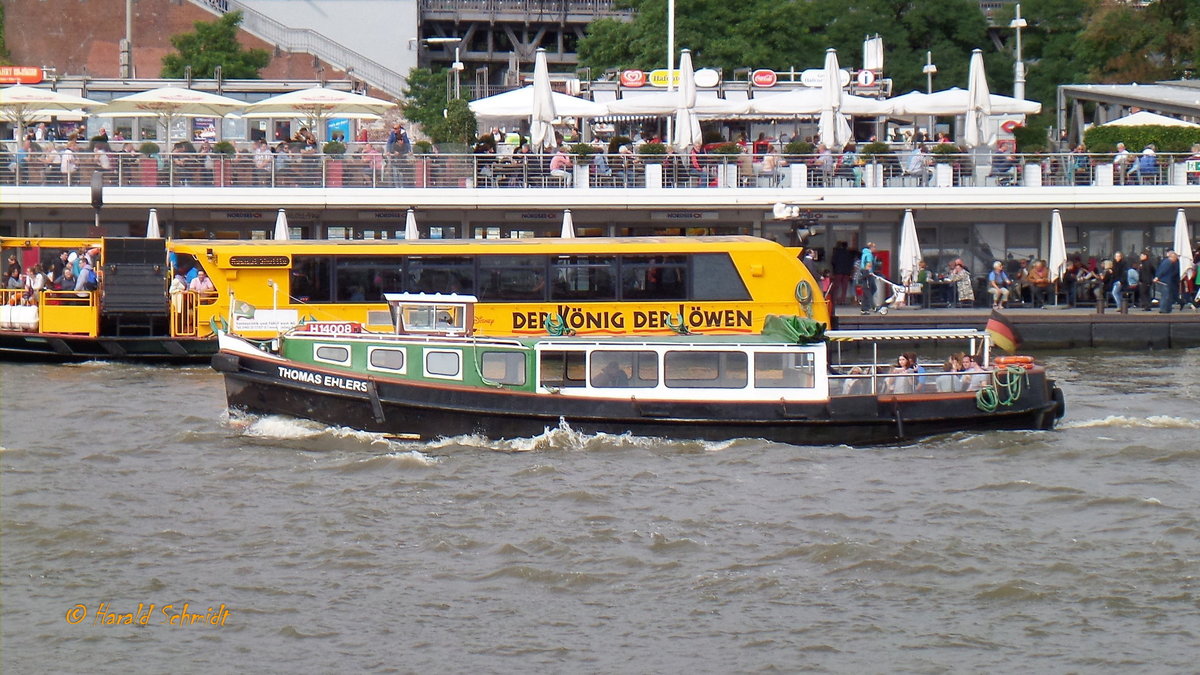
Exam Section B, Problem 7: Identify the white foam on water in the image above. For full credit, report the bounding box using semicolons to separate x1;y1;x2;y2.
1063;415;1200;430
426;419;736;454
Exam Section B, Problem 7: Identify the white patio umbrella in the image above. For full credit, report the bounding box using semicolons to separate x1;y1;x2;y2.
965;49;993;148
897;209;922;286
529;48;558;151
818;49;852;149
145;208;161;239
1100;111;1200;128
749;89;893;116
0;85;101;142
605;92;746;115
890;88;1041;116
241;86;395;141
1174;208;1194;281
274;209;290;241
672;49;701;150
560;209;576;239
1049;209;1068;284
405;208;420;240
469;86;609;119
95;86;244;150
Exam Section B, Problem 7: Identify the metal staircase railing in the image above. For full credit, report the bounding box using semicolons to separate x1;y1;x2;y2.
188;0;407;98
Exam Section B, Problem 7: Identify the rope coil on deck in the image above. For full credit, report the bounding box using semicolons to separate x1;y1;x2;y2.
976;365;1029;412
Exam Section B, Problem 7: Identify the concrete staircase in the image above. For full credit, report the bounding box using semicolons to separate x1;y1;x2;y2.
187;0;407;98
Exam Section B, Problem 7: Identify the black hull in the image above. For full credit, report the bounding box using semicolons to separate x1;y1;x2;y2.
214;352;1065;446
0;330;215;363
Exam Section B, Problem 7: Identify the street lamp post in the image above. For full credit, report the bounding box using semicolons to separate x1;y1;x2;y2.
922;51;937;140
1010;3;1028;101
422;37;464;99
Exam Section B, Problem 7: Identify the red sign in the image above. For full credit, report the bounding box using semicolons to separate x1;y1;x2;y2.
751;69;777;88
0;66;43;84
302;321;363;334
620;70;647;88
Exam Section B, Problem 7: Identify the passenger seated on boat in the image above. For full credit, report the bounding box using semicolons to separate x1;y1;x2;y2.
961;354;990;392
840;365;869;395
593;359;630;387
887;353;917;394
937;352;965;392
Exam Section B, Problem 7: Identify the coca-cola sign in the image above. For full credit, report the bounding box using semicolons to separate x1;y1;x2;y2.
620;70;647;88
751;69;778;87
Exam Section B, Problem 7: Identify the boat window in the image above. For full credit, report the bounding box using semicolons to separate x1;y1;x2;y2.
549;255;616;301
335;256;403;303
477;255;547;301
664;351;748;388
539;350;586;388
424;349;462;379
590;351;658;388
481;351;527;386
620;255;687;300
368;347;406;373
691;253;751;301
406;256;475;294
314;344;351;365
291;255;332;303
754;352;815;388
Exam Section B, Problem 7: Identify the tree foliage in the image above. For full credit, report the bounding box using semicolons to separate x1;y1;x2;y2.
161;11;270;79
401;67;450;135
429;98;478;147
0;3;12;66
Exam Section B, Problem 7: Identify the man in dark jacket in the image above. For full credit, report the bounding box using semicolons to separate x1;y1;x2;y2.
1153;250;1181;313
1138;251;1156;310
830;241;854;306
1110;251;1129;310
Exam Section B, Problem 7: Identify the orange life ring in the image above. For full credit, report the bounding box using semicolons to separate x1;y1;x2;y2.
994;355;1035;369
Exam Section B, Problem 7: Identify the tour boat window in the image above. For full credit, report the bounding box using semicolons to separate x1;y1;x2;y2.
477;255;547;301
481;351;527;386
754;352;815;388
424;349;462;379
314;344;351;365
549;255;617;301
367;347;406;373
691;253;751;301
334;257;402;303
589;351;658;388
539;350;586;388
664;350;748;388
620;255;687;300
291;255;332;303
406;256;475;295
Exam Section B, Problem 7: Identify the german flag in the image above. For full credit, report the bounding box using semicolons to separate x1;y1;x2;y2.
986;310;1023;353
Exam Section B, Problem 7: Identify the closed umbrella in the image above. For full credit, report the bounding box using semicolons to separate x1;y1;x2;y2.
405;208;420;240
0;85;100;144
819;48;852;149
274;209;290;241
145;208;161;239
965;49;993;148
672;49;701;150
241;86;395;141
529;48;558;151
898;209;922;286
1049;210;1068;306
96;86;244;150
561;209;576;239
1174;209;1194;281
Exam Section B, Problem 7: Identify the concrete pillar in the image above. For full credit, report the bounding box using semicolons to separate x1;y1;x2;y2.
645;163;663;189
1095;163;1113;187
789;163;807;189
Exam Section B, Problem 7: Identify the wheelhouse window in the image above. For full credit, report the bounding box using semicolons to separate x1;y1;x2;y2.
539;350;586;388
292;255;332;303
691;253;751;301
754;352;815;388
590;351;658;388
406;256;475;294
477;255;547;301
549;255;617;301
664;350;748;388
481;351;527;386
314;343;351;365
620;255;687;300
367;347;406;373
424;349;462;379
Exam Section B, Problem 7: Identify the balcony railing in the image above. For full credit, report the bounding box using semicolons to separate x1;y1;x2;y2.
3;148;1198;189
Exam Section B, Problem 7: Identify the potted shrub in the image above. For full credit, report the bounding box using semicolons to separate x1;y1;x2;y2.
322;140;347;187
858;141;891;187
213;140;236;186
929;143;960;186
413;140;433;154
783;140;814;156
711;142;743;155
138;142;160;186
607;135;632;154
569;142;595;159
638;142;668;189
710;142;744;186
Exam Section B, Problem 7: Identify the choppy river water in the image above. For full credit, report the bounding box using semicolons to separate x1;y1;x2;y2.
2;350;1198;673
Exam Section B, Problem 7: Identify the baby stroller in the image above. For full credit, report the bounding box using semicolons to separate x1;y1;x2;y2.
866;272;907;315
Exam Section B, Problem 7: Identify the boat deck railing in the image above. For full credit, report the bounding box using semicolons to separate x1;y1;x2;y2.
3;150;1197;190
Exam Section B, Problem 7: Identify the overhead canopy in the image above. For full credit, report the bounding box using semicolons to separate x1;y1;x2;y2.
1099;110;1200;127
469;85;609;119
0;85;101;139
606;92;747;116
242;86;395;118
891;87;1041;116
96;86;245;118
750;89;893;116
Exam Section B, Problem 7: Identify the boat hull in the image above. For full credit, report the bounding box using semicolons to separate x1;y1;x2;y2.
0;330;215;362
213;350;1065;446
